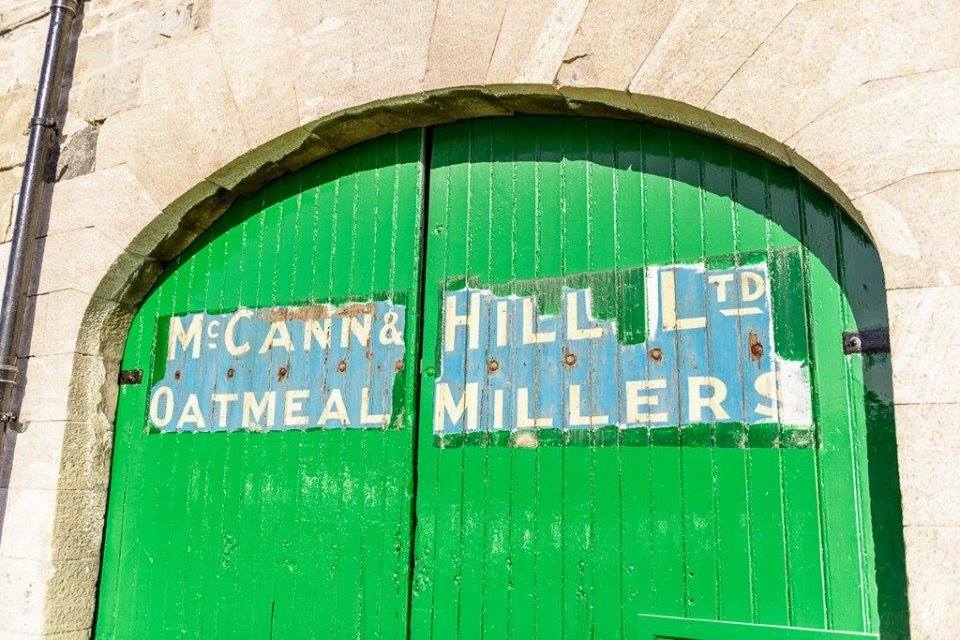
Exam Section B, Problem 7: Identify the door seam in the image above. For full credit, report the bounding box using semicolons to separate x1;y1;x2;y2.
405;125;435;640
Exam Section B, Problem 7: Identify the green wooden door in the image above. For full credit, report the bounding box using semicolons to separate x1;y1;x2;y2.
96;116;903;639
95;130;427;639
409;117;902;640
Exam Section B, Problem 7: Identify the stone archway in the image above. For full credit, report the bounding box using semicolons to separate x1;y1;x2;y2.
51;86;894;635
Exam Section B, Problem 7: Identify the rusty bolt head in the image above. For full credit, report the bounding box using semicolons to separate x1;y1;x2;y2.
395;359;404;371
649;347;663;362
278;366;288;380
563;352;577;367
174;369;182;380
337;359;347;373
750;341;764;358
226;368;235;379
487;358;500;373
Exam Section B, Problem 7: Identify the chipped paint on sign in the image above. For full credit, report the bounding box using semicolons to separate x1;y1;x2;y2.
148;300;406;432
433;262;812;434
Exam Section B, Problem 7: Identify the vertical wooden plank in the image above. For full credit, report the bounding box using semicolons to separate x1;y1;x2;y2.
180;208;228;637
557;118;595;640
838;211;905;638
231;185;272;637
462;121;496;638
671;129;720;622
767;168;826;630
430;122;470;640
736;154;791;625
506;120;539;640
613;121;652;640
301;161;339;638
800;183;869;632
267;173;304;639
532;121;566;640
585;118;622;640
643;123;686;618
700;139;753;624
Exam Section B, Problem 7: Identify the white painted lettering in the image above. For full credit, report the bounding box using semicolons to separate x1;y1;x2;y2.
517;387;553;428
168;315;203;360
303;318;332;350
625;379;668;424
259;321;294;354
522;298;555;344
568;383;609;426
566;291;603;340
206;319;220;349
177;393;206;430
660;270;706;331
212;392;238;428
443;293;481;352
754;371;779;419
688;376;730;422
149;385;174;428
496;300;508;347
284;389;310;427
378;311;403;346
741;271;766;302
224;309;252;356
242;391;276;430
340;313;372;348
708;273;735;303
318;389;349;425
360;387;388;426
434;382;479;432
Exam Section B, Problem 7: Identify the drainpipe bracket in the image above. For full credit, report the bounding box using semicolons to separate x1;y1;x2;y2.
0;412;25;432
30;116;60;134
51;0;79;16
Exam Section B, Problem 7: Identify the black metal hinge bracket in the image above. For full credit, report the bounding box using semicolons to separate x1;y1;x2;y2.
118;369;143;385
842;328;890;355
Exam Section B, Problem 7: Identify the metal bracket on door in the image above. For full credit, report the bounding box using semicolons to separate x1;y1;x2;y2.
118;369;143;385
842;328;890;355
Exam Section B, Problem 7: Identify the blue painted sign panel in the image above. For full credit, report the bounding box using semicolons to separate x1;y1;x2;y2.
147;301;406;432
433;262;812;435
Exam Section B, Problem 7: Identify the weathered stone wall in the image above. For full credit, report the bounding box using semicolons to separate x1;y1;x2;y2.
0;1;958;638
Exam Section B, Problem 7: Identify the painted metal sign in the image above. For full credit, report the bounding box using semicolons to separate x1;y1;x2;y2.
434;262;812;434
148;300;406;431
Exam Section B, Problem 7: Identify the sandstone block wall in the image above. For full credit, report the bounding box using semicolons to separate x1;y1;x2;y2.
0;1;957;638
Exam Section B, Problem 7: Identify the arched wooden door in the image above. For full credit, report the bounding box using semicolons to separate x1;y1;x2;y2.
95;117;905;639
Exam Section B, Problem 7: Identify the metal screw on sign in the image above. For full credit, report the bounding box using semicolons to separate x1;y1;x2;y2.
487;358;500;373
337;360;347;373
649;347;663;362
563;352;577;367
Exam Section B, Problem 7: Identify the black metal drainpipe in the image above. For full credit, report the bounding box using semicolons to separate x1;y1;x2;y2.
0;0;80;446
